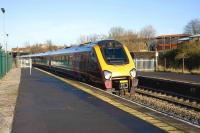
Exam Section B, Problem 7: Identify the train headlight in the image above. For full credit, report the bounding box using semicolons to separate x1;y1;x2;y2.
104;70;112;80
130;69;136;78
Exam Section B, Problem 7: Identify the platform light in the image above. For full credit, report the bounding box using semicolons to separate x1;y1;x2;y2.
1;8;5;13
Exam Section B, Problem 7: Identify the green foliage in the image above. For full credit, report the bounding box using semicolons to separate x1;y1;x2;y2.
159;42;200;70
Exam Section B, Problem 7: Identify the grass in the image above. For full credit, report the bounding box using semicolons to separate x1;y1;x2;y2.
157;65;200;75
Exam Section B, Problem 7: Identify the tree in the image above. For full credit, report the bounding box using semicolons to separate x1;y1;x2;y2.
139;25;156;51
46;40;58;51
108;26;125;40
139;25;156;40
27;40;59;54
77;34;107;44
184;19;200;35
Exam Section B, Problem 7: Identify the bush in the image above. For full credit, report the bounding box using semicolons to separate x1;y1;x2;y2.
159;42;200;70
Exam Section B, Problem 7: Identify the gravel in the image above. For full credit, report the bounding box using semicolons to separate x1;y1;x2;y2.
131;93;200;126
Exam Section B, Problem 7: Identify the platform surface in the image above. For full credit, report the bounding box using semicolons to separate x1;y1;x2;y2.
12;68;164;133
138;71;200;84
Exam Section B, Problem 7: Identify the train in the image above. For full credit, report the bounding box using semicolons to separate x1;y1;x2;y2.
24;40;138;95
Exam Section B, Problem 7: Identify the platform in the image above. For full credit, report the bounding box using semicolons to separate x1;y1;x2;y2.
138;71;200;85
11;68;164;133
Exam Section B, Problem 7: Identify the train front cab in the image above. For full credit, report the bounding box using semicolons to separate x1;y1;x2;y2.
94;40;138;95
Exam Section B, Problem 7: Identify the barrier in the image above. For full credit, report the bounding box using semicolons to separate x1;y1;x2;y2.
0;49;13;79
18;57;32;75
134;58;155;71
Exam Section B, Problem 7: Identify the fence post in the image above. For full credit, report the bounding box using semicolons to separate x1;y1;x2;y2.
164;58;166;71
182;57;185;73
0;50;2;78
155;49;158;71
3;51;6;76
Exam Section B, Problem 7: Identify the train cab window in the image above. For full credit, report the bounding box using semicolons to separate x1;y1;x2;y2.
100;40;129;65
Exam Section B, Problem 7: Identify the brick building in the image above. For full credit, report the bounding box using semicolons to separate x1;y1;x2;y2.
155;34;190;51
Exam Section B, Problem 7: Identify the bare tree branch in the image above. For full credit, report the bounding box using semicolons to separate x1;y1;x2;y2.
184;19;200;35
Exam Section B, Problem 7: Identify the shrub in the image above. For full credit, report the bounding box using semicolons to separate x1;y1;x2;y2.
159;42;200;70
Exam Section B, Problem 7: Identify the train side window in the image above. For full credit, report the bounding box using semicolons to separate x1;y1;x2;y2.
65;55;69;65
89;49;99;71
90;49;97;63
69;55;73;66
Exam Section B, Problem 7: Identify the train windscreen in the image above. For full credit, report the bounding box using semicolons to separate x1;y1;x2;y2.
100;41;129;65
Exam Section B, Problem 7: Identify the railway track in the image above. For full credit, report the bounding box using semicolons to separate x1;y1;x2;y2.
135;87;200;112
125;88;200;126
137;76;200;102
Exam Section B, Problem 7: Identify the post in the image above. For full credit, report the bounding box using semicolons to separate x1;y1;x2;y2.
182;57;184;73
135;58;137;70
5;34;8;73
20;58;22;68
30;58;32;75
164;58;166;71
155;48;158;71
1;8;7;73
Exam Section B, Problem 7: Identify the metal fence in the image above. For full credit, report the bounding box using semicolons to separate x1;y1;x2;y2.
0;49;13;79
134;58;155;71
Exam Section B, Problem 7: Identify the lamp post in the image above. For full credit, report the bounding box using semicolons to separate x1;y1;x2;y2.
1;8;6;51
1;8;8;73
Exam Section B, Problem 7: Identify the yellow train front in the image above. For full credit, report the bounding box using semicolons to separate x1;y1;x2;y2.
32;40;138;95
93;40;138;94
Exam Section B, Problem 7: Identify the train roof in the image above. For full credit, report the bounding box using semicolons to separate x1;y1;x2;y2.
20;45;92;58
20;39;118;58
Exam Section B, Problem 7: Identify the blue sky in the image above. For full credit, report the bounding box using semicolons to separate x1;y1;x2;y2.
0;0;200;50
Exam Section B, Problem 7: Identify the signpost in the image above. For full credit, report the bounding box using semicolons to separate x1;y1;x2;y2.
155;49;159;71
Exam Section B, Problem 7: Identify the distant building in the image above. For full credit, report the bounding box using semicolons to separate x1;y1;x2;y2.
155;34;190;51
12;47;30;58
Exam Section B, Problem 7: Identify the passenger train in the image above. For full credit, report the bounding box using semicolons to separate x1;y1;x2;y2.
25;40;138;95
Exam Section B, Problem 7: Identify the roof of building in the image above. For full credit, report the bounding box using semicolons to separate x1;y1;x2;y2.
12;47;30;53
178;34;200;42
190;34;200;38
156;34;191;39
178;37;191;41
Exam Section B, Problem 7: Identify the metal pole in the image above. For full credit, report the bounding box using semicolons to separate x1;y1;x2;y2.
30;58;32;75
182;57;184;73
6;34;8;73
1;8;7;73
155;48;158;71
164;36;165;50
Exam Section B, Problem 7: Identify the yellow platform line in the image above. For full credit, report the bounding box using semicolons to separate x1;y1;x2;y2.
36;68;183;133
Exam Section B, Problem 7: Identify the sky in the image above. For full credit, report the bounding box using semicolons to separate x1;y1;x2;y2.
0;0;200;50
